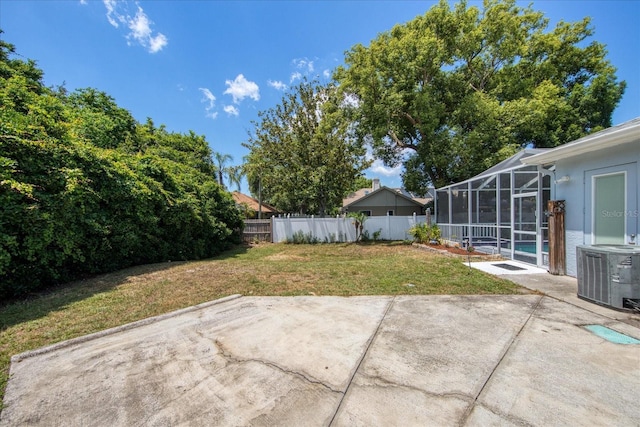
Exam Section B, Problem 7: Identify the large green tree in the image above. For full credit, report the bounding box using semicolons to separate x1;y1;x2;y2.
243;79;370;216
0;37;242;299
334;0;625;191
65;88;138;150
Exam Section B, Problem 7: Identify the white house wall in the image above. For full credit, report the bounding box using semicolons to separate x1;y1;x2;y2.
553;140;640;276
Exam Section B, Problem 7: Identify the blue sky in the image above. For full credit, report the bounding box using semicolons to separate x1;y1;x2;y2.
2;1;639;194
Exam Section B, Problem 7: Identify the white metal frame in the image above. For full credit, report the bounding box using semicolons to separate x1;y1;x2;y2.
511;191;540;265
435;163;552;267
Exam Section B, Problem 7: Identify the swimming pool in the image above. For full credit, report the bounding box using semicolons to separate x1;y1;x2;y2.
515;242;549;254
471;239;549;256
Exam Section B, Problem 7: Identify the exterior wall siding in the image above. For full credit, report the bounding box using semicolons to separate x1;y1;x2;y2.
345;190;424;216
554;140;640;277
565;230;584;277
352;205;424;216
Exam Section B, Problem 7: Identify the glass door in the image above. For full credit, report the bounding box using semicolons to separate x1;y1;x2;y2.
512;192;538;264
593;173;625;245
585;165;635;247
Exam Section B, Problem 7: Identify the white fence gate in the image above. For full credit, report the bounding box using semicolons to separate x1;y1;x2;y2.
271;214;428;243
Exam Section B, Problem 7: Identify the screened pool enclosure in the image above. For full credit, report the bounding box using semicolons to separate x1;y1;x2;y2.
435;149;552;266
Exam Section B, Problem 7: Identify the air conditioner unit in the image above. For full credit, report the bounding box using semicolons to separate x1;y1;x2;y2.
577;245;640;311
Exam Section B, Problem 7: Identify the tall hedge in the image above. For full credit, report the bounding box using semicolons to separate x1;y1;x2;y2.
0;38;242;299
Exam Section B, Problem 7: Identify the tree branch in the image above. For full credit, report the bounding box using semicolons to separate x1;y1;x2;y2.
401;111;421;128
387;129;418;151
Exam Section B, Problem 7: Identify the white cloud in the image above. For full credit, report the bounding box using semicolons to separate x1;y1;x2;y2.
223;74;260;104
127;6;168;53
293;58;314;73
368;159;403;177
224;105;240;117
290;57;321;83
199;87;218;119
103;0;122;27
199;87;215;104
288;57;325;84
290;71;303;84
148;33;168;53
364;147;410;178
80;0;88;5
128;7;152;42
101;1;167;53
268;80;287;91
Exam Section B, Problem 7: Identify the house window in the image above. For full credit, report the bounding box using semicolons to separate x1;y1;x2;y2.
360;210;372;216
387;210;394;216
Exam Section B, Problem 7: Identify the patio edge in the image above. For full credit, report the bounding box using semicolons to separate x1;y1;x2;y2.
10;294;243;363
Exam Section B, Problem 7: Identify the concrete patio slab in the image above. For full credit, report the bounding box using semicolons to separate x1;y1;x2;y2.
468;297;640;426
1;296;391;426
332;295;541;425
470;260;548;275
2;292;639;426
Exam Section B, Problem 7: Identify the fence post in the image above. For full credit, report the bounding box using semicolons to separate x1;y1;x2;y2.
386;212;391;240
271;216;275;243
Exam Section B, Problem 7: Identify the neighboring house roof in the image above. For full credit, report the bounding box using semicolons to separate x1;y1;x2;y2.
343;187;375;205
342;186;428;209
232;192;278;214
393;188;434;205
521;117;640;166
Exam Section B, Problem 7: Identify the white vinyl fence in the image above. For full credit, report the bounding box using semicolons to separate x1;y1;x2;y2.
271;214;428;243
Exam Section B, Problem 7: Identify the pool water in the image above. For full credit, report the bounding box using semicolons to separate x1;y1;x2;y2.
514;242;549;254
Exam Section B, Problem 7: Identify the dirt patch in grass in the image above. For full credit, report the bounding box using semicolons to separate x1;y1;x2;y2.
413;243;502;260
264;253;309;262
429;244;476;255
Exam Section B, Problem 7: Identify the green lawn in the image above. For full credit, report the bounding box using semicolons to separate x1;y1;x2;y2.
0;242;523;408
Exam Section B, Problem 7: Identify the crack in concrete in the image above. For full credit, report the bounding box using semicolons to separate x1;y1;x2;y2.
212;339;343;395
473;402;536;427
459;294;544;426
328;296;397;427
354;372;473;403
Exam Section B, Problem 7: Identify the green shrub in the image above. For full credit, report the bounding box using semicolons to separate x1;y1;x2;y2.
430;224;441;243
347;212;367;242
287;231;320;244
408;223;441;244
